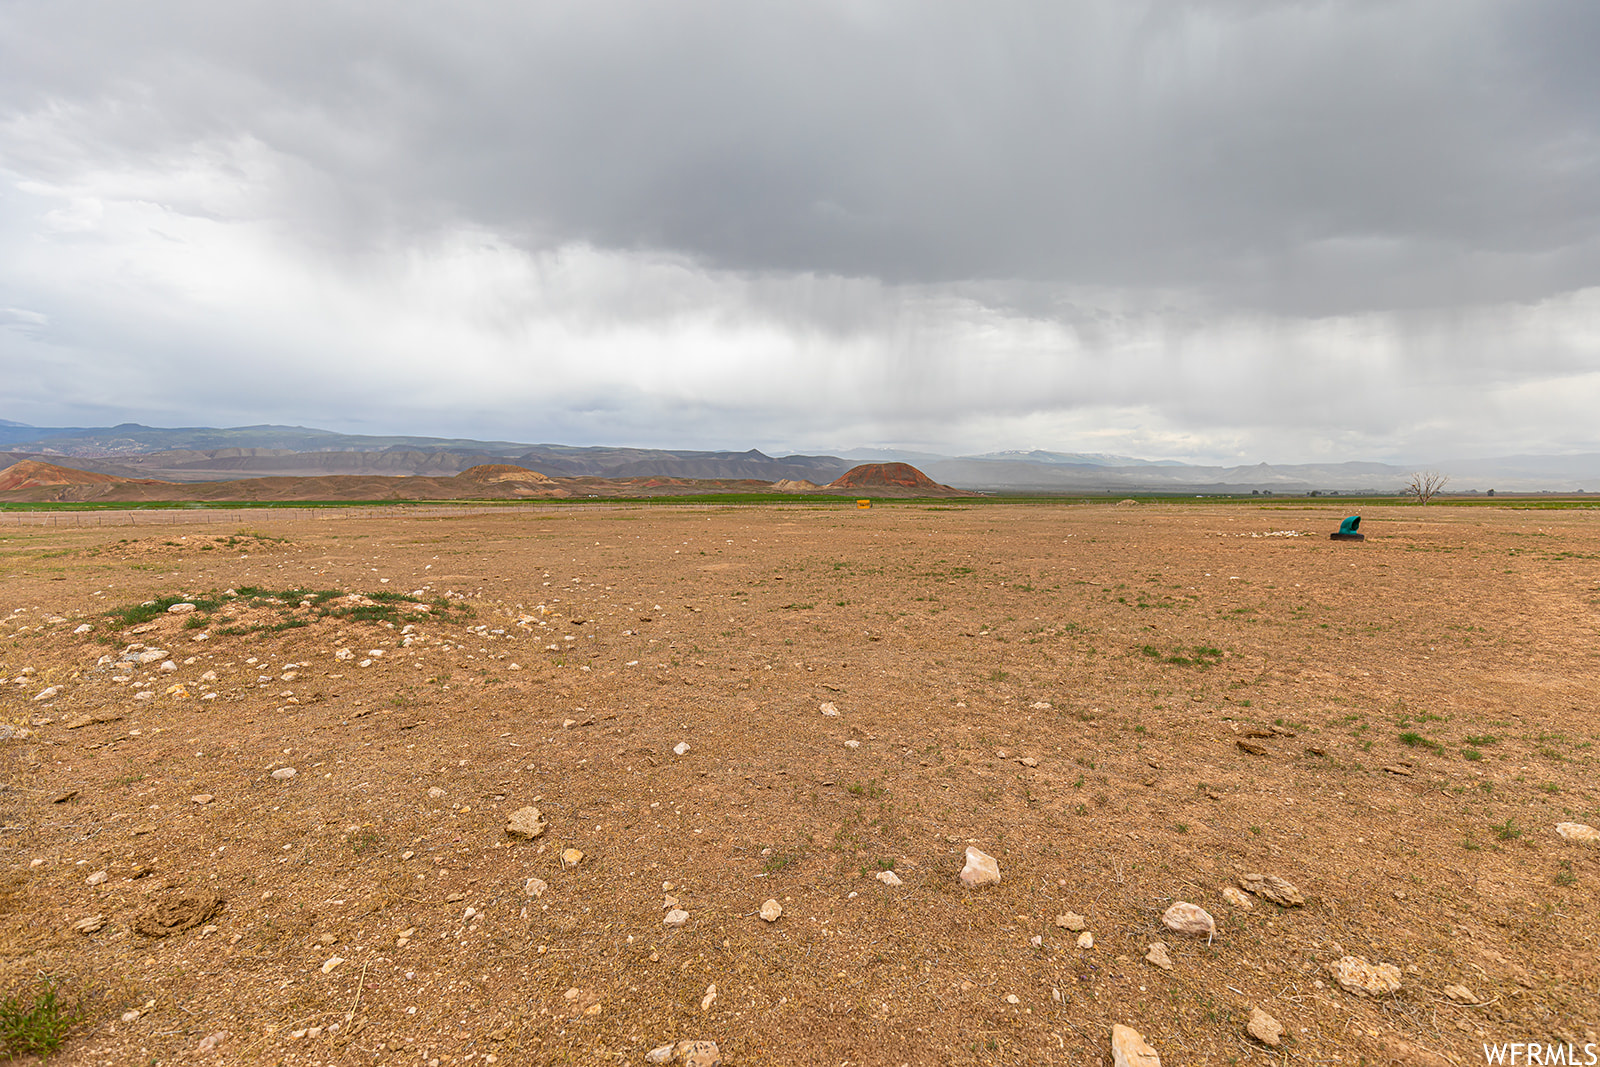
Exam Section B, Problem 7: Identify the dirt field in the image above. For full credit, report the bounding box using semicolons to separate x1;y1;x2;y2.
1;500;1596;1066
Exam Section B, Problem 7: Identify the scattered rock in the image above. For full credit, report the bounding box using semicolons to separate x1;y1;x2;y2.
843;739;860;749
1556;822;1599;844
1144;942;1173;970
1221;886;1254;909
664;909;689;927
960;846;1001;887
506;806;548;839
270;767;297;780
1076;931;1094;949
1444;983;1478;1004
1019;756;1038;767
760;899;782;922
1381;763;1415;776
673;742;691;756
525;877;548;897
86;870;108;886
700;983;717;1011
1235;740;1269;756
561;848;584;867
1328;955;1403;997
427;786;446;799
820;702;839;717
1239;872;1305;906
72;915;106;934
1055;912;1087;932
646;1045;677;1065
190;794;214;805
167;603;197;614
133;889;223;937
676;1041;722;1067
321;956;345;974
1111;1023;1162;1067
195;1031;229;1054
876;870;903;887
1247;1006;1284;1047
32;686;60;701
1161;902;1216;938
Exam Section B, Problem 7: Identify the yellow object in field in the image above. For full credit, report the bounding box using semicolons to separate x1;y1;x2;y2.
857;499;872;509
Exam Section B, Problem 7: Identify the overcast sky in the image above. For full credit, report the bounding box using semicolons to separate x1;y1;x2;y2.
2;2;1597;463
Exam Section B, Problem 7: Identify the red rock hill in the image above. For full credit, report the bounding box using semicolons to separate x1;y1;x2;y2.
0;459;163;492
826;462;955;493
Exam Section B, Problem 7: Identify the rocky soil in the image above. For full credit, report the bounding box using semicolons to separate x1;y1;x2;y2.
0;501;1597;1065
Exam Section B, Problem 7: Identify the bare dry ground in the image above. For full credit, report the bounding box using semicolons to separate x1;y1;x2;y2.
1;500;1597;1066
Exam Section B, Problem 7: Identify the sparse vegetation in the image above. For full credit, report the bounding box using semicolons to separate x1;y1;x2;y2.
0;977;85;1059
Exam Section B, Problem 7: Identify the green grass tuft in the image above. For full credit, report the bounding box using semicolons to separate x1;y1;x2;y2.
0;977;85;1059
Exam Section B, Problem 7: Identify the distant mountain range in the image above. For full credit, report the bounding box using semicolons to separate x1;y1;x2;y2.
3;421;1598;492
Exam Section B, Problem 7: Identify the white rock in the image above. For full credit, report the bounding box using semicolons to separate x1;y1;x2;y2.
700;983;717;1011
271;767;297;780
1239;872;1305;906
159;660;178;672
646;1045;677;1065
1144;941;1173;970
561;848;584;867
760;899;782;922
135;649;167;664
1055;912;1087;931
844;739;861;749
1556;822;1600;844
72;914;106;934
1221;886;1254;909
675;1041;721;1067
673;742;691;756
199;670;218;682
195;1031;229;1054
335;648;354;661
1246;1006;1284;1046
32;686;59;701
1328;955;1402;997
820;702;839;716
960;846;1001;887
1162;902;1216;937
1077;931;1094;949
875;870;903;886
167;603;197;614
74;623;92;634
1112;1023;1162;1067
427;786;446;799
506;806;547;838
664;908;690;927
1444;983;1477;1004
321;956;345;973
525;878;548;898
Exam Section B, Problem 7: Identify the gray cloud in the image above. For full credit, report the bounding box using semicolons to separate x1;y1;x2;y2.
1;1;1598;461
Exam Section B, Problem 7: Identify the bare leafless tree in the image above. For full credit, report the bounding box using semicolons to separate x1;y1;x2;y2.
1404;470;1449;504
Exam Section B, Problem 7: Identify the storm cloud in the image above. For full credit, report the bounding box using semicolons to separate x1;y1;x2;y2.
2;1;1598;461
